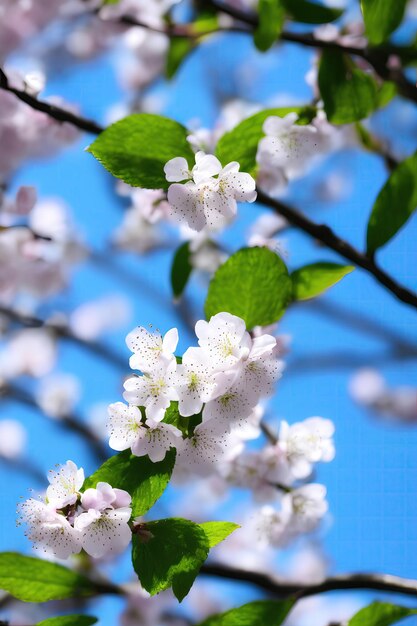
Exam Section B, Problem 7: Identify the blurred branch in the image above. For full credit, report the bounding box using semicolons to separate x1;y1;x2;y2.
307;299;417;357
0;306;126;371
203;0;417;106
0;457;44;484
201;563;417;600
286;348;417;377
4;383;108;463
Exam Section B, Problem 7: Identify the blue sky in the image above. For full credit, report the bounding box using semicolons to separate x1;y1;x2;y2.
2;17;417;624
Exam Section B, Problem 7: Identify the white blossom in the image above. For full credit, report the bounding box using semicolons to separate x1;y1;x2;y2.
46;460;85;509
256;113;321;194
18;499;82;560
107;402;144;452
130;418;182;462
36;373;80;419
195;312;252;373
279;417;335;479
76;482;132;558
173;347;222;417
126;326;178;373
123;361;178;422
175;420;242;476
287;484;328;534
165;152;256;232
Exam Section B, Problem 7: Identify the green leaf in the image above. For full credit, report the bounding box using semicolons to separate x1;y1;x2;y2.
198;521;240;548
377;81;397;108
282;0;343;24
216;106;316;175
361;0;407;46
171;241;193;299
87;114;194;190
205;247;292;329
291;263;354;300
197;599;294;626
83;448;176;517
254;0;285;52
0;553;96;603
318;50;378;124
367;152;417;254
132;518;210;601
166;38;196;78
36;616;97;626
348;601;417;625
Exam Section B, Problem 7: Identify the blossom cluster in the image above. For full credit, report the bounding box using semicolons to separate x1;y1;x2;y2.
223;417;335;546
164;152;257;232
18;460;132;559
108;312;284;471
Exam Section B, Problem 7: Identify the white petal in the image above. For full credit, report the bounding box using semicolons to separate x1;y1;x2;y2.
164;157;190;182
80;509;132;558
192;152;222;184
162;328;179;354
220;171;257;203
168;183;207;231
107;402;143;452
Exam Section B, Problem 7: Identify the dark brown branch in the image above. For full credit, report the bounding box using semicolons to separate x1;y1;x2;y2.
201;562;417;600
0;68;104;135
257;190;417;311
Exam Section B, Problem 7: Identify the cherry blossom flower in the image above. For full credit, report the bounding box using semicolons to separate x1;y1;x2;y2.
164;152;257;232
69;295;131;341
256;113;324;195
279;417;335;479
203;385;256;430
195;312;252;373
19;463;133;560
175;420;242;476
107;402;144;451
123;361;178;422
130;418;182;462
173;347;223;417
46;460;85;509
126;326;178;373
287;484;328;534
19;498;82;559
75;483;132;558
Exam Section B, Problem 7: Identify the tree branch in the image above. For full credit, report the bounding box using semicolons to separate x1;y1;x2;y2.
203;0;417;106
201;562;417;600
257;190;417;311
5;383;108;463
0;306;126;371
0;68;104;135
